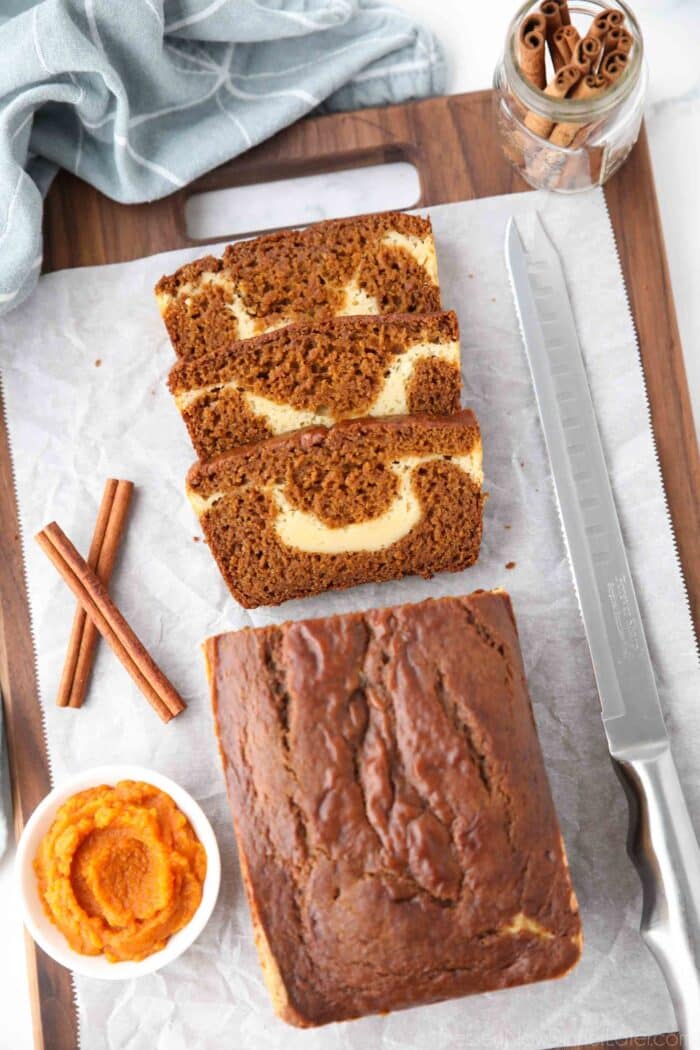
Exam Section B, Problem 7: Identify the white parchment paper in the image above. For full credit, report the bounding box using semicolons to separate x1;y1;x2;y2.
1;189;698;1050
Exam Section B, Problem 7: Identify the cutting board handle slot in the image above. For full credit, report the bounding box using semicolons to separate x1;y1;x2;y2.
178;144;424;244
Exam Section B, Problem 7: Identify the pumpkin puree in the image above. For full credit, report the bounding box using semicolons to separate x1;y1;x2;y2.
34;780;206;963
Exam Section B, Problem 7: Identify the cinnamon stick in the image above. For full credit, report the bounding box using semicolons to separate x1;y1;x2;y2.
524;64;582;138
539;0;562;46
605;9;625;30
55;480;116;707
551;24;580;71
603;26;633;58
550;0;571;26
36;522;186;723
56;479;133;708
584;9;616;44
572;35;602;74
602;49;629;84
549;73;609;147
518;13;547;89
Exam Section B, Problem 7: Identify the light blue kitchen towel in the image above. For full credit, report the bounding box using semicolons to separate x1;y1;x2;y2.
0;0;445;318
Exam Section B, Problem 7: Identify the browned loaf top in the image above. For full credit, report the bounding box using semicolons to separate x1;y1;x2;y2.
155;211;441;359
169;312;461;460
187;411;484;608
205;590;582;1027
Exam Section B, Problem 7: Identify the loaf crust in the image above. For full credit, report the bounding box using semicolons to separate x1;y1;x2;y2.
187;411;484;607
206;591;582;1026
155;212;441;359
168;312;461;460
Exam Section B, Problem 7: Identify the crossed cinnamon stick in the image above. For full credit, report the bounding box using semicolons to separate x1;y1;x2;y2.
36;480;186;723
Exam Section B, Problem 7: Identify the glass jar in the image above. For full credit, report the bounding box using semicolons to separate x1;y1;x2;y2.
494;0;646;192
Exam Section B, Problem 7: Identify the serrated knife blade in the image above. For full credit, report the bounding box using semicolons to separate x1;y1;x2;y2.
506;214;664;758
505;213;700;1044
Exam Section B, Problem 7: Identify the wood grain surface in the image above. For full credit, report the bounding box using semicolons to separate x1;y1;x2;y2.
1;89;696;1050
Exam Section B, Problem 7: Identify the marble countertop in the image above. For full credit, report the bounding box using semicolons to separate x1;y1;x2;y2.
1;2;698;1046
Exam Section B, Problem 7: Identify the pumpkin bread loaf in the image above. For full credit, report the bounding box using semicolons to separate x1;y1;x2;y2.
155;211;441;359
205;590;582;1026
168;311;461;460
187;410;484;608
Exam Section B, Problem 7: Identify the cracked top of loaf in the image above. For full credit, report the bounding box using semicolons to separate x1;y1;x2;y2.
154;211;441;358
168;311;461;460
205;591;582;1026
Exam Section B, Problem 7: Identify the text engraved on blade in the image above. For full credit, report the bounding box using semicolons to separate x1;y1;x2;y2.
607;574;642;659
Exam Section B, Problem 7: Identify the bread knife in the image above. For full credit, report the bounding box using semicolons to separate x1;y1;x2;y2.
506;213;700;1045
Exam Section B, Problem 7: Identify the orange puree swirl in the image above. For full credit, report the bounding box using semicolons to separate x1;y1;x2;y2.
34;781;206;963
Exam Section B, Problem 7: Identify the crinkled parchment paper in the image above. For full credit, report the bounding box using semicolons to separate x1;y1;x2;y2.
1;189;698;1050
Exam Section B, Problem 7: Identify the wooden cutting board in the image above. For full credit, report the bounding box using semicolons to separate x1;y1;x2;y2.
1;89;696;1050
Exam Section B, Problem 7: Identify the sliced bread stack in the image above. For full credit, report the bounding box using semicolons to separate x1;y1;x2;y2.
155;211;484;607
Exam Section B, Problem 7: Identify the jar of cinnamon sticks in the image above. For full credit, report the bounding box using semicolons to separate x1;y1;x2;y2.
494;0;646;191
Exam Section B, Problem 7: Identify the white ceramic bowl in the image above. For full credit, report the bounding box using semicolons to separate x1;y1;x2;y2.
16;764;221;980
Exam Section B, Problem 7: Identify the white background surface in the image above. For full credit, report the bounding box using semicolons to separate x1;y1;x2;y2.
1;1;698;1046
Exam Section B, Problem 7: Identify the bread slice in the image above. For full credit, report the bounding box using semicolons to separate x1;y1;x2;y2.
168;312;461;460
187;410;484;608
155;211;441;359
204;590;582;1026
